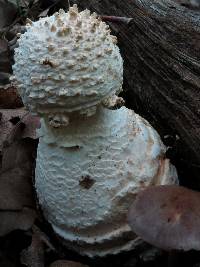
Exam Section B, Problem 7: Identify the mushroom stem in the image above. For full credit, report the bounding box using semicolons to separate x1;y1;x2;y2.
35;106;177;257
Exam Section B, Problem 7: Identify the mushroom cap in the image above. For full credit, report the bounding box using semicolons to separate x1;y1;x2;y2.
12;5;123;116
128;185;200;251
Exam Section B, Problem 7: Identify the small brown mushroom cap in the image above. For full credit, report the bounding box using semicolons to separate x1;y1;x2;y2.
128;185;200;251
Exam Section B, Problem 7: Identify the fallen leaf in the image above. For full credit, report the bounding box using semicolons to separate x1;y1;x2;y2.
0;139;37;236
0;158;35;210
0;85;23;108
0;108;39;236
21;227;45;267
0;208;37;236
22;113;41;139
0;0;17;29
0;109;40;149
0;72;10;85
0;39;12;75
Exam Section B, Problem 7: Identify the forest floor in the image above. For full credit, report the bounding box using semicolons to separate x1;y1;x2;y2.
1;0;200;266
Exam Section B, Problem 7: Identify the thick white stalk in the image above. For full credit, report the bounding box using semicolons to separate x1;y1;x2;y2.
35;106;177;257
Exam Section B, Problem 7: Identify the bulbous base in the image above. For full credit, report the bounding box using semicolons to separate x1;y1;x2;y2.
35;107;177;257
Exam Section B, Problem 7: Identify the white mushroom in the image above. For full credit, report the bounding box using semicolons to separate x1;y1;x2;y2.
12;5;178;257
12;5;123;119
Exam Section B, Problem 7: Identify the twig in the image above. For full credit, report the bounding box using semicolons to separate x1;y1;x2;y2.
100;15;133;25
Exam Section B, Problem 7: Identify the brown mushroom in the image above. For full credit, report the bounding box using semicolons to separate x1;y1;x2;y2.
128;185;200;251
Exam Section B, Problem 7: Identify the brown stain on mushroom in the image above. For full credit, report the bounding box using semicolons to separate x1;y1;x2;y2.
79;175;95;189
42;59;55;67
150;157;167;186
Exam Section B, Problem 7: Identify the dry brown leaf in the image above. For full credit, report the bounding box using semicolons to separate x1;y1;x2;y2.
0;36;16;86
0;208;37;236
0;108;39;236
0;72;10;85
49;260;89;267
0;165;35;210
7;23;26;38
21;228;45;267
0;39;12;77
0;38;12;84
22;113;41;139
0;109;40;149
0;0;17;29
0;139;37;236
0;85;23;108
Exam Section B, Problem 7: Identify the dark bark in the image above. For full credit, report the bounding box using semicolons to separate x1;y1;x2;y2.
71;0;200;188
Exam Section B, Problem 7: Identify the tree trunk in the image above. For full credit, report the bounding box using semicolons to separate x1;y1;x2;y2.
72;0;200;188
